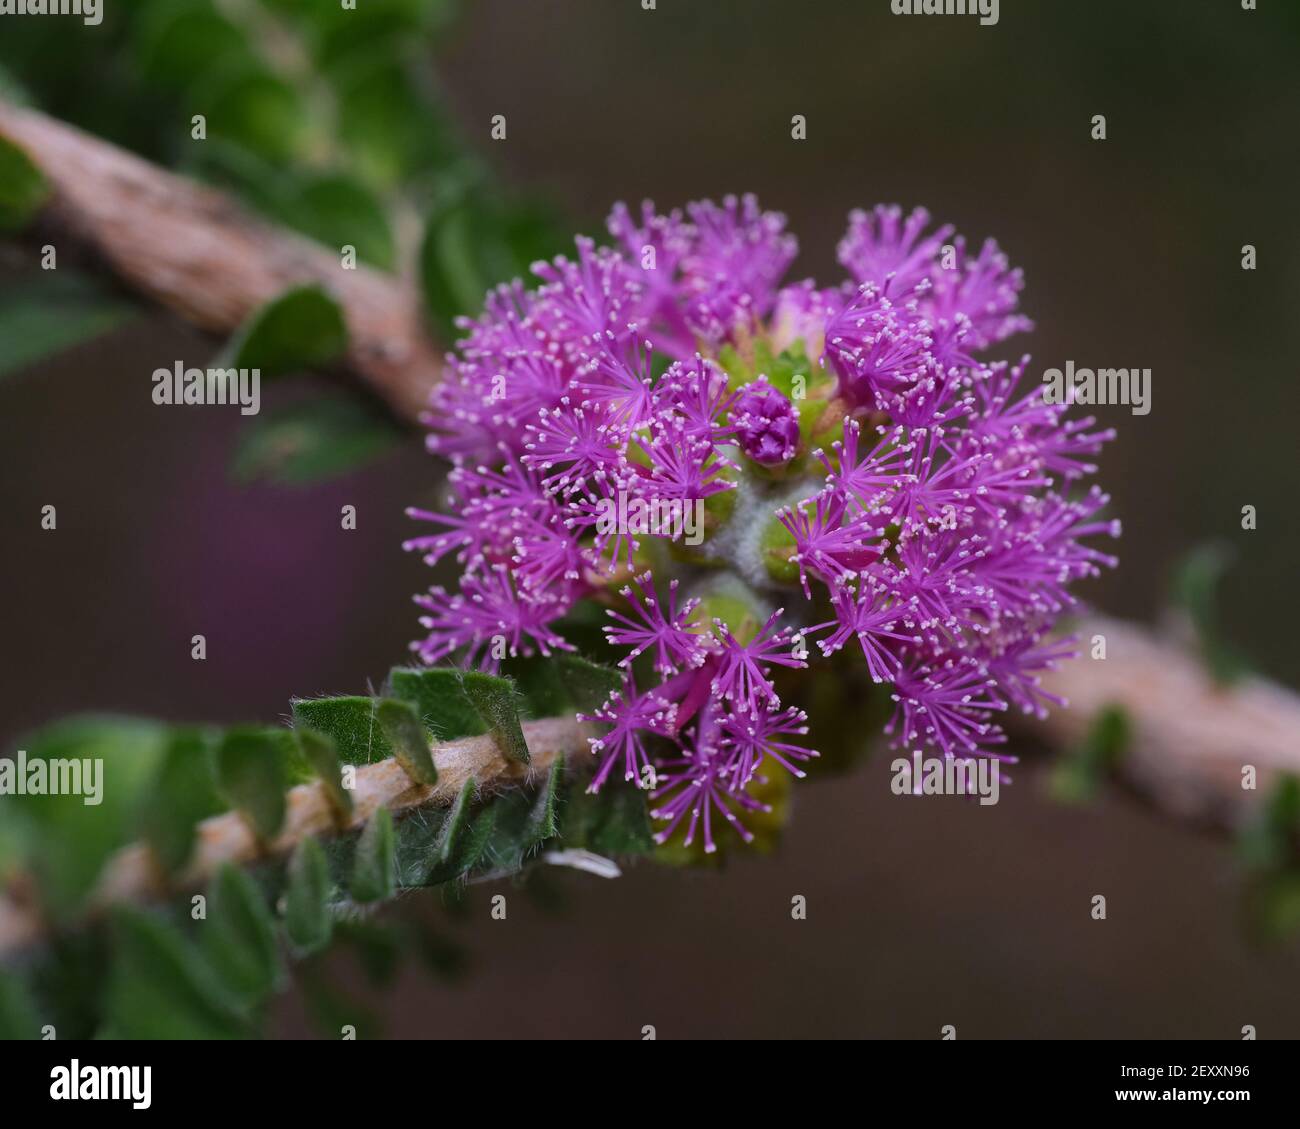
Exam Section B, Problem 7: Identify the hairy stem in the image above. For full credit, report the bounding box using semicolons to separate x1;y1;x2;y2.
0;716;591;959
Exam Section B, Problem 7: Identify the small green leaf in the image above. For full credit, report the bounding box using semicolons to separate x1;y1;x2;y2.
350;808;395;903
284;837;332;955
0;134;49;231
293;727;353;823
1048;705;1130;805
375;699;437;786
462;672;530;764
140;728;224;874
230;393;400;485
224;284;347;380
0;969;41;1040
198;64;311;164
388;666;486;741
293;173;394;269
474;762;563;874
1239;775;1300;871
105;907;248;1039
215;728;291;841
3;717;169;917
204;864;283;1006
503;655;572;718
561;773;655;857
1171;543;1251;686
555;653;622;713
419;192;521;338
292;696;392;766
0;270;135;379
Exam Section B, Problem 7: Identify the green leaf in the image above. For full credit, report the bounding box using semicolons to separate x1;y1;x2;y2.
204;864;283;1006
1239;775;1300;872
419;190;525;338
140;727;224;874
350;808;395;903
1048;705;1131;805
388;666;486;741
1171;543;1251;686
131;2;255;96
462;672;530;765
284;837;333;955
0;270;136;379
0;969;41;1040
293;727;354;823
292;696;392;766
215;727;292;841
292;173;395;269
198;64;311;164
555;653;622;713
224;284;347;380
474;761;563;874
503;655;572;718
375;699;437;786
560;772;655;857
105;907;249;1039
230;393;400;485
3;717;169;917
0;133;49;231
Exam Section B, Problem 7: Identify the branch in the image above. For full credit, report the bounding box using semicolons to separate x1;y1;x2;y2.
0;716;590;959
1023;616;1300;828
0;100;438;423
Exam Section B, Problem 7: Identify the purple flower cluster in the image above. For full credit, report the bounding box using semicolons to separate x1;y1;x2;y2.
408;195;1119;853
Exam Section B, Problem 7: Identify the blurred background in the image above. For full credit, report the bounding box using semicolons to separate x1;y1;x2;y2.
1;0;1298;1037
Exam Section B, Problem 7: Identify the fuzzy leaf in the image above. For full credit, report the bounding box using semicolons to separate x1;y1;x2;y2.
503;655;573;718
475;761;563;875
560;772;655;857
3;717;169;917
350;808;396;903
224;284;347;379
462;671;530;765
0;133;49;231
0;271;135;379
293;727;354;822
204;864;284;1007
388;666;486;740
230;393;400;485
105;908;249;1039
375;698;438;785
215;728;292;841
555;653;622;712
0;969;41;1040
284;837;333;955
140;727;224;874
292;696;392;765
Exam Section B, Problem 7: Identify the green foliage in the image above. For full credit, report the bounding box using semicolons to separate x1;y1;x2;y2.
204;865;284;1006
224;284;348;380
0;270;137;380
554;653;623;712
350;809;397;903
284;838;333;955
1048;706;1131;804
0;969;41;1040
388;666;486;740
104;907;250;1040
1171;543;1251;686
0;656;651;1037
139;728;225;874
375;699;438;786
0;134;49;231
292;695;393;765
462;672;531;765
4;718;170;918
